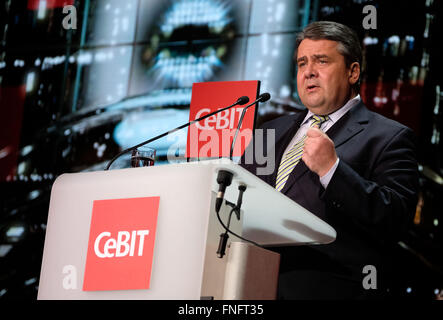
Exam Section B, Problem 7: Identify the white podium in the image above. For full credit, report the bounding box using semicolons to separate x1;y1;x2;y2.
37;159;336;300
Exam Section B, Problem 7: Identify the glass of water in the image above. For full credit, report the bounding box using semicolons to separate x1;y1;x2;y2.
131;146;156;167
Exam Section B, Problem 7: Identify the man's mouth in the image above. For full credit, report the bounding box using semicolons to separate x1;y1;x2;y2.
306;84;319;92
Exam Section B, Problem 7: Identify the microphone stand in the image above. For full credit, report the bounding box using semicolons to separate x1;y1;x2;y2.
229;93;271;160
229;105;255;160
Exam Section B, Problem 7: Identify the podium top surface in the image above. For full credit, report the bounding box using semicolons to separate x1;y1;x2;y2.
201;159;336;246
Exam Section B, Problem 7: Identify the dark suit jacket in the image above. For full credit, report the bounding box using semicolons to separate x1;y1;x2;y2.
240;101;419;299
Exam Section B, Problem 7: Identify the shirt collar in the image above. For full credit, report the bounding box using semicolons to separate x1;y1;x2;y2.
302;94;361;125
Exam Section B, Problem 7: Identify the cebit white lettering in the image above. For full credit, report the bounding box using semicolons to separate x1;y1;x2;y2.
94;230;150;258
195;108;243;130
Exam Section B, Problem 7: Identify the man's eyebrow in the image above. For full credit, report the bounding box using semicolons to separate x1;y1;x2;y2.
313;54;329;59
296;54;329;63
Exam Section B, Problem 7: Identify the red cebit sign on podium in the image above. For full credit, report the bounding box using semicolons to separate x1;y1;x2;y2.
83;197;160;291
186;81;260;159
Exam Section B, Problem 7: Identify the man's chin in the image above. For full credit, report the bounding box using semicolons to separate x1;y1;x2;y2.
300;98;325;111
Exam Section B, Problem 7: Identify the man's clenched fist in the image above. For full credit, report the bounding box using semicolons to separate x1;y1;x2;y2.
302;127;337;177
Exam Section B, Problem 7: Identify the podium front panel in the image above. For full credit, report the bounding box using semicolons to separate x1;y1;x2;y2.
38;164;214;299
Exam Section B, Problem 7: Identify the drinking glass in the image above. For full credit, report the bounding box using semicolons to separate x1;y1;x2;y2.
131;146;156;167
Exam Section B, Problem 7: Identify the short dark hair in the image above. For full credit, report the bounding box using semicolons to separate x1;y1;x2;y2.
295;21;362;92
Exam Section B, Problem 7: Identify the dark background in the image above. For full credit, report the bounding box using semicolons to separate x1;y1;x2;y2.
0;0;442;299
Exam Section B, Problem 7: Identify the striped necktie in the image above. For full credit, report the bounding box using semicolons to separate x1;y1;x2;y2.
275;114;329;192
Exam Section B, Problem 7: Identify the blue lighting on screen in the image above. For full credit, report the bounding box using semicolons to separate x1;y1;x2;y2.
113;108;190;156
161;0;232;34
153;49;223;87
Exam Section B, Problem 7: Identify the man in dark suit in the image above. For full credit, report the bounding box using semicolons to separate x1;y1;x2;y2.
240;21;419;299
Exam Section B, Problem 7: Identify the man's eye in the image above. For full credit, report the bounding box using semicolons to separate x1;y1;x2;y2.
298;62;305;68
319;60;327;64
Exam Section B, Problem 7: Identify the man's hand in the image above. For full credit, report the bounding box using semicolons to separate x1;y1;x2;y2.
302;127;337;177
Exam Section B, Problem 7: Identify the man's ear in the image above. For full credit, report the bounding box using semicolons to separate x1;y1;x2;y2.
348;62;360;85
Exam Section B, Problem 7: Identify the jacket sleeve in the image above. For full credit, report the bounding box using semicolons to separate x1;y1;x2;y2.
321;126;419;242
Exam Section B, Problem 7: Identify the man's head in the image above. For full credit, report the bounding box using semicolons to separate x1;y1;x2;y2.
295;21;362;115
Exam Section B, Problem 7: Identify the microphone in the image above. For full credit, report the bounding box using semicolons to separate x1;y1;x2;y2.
234;184;247;220
235;96;249;105
215;170;233;214
104;96;250;170
230;93;271;160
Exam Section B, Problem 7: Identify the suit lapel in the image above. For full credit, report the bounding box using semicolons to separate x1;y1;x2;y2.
327;101;369;148
280;101;370;195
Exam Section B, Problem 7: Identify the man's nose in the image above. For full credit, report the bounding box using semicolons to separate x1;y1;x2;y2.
304;63;317;78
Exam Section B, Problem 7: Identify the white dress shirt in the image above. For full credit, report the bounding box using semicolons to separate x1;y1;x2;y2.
282;94;361;189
